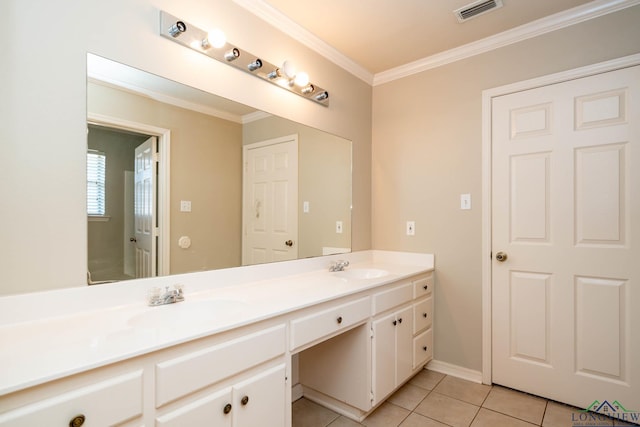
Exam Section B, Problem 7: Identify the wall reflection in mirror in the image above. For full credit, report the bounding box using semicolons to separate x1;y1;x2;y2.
86;54;352;284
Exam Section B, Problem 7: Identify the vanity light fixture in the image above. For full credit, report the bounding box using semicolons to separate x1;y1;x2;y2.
247;59;263;72
224;48;240;62
159;11;329;106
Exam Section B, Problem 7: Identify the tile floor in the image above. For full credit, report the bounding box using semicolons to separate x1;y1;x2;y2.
292;369;637;427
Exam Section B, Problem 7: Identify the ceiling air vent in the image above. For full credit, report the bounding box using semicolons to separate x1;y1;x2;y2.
454;0;503;23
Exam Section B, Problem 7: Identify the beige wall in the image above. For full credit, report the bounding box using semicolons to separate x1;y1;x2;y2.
372;6;640;372
89;82;244;274
243;116;352;258
0;0;371;295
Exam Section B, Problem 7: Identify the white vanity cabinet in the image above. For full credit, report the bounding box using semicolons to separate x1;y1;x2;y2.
156;363;286;427
372;273;434;405
155;324;287;426
0;370;144;427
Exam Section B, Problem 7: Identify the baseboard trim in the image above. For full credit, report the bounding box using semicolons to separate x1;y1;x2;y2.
292;383;304;402
426;359;484;384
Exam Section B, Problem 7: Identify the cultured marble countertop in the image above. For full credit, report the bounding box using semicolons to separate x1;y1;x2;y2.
0;250;433;396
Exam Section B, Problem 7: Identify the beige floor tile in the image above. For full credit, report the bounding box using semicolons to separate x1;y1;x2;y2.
471;408;538;427
409;369;446;391
482;386;547;425
328;416;364;427
399;412;450;427
293;398;340;427
362;402;411;427
388;383;430;411
433;375;492;406
543;401;586;427
414;392;480;427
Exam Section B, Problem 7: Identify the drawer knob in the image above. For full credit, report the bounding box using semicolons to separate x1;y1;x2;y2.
337;316;343;324
398;318;403;324
423;346;428;352
423;285;429;290
69;415;86;427
241;395;249;406
223;403;232;414
423;313;428;318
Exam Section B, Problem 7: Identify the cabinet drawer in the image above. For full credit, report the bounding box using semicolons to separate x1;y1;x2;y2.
157;386;232;427
413;274;434;299
156;324;286;407
0;371;143;427
413;329;433;369
372;282;413;315
291;297;370;351
413;297;433;334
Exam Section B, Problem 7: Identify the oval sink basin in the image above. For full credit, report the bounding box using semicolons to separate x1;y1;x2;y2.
128;299;249;329
334;268;389;280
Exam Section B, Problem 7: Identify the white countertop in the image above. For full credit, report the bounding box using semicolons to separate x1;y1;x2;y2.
0;250;433;396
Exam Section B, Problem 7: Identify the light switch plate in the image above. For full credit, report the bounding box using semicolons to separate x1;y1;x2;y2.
460;194;471;210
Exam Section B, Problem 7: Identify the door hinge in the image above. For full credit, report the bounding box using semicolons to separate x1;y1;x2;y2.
153;227;160;237
370;391;374;402
153;152;160;162
370;327;374;339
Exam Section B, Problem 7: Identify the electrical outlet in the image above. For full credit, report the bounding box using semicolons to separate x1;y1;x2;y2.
336;221;343;234
406;221;415;236
303;201;310;213
180;200;192;212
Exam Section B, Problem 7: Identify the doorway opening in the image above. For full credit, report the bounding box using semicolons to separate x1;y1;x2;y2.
87;113;171;283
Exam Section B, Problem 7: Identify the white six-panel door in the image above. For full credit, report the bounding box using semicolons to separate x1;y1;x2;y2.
134;136;157;278
492;66;639;412
242;135;298;266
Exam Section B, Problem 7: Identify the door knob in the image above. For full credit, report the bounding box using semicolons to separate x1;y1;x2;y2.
495;251;508;262
285;240;293;247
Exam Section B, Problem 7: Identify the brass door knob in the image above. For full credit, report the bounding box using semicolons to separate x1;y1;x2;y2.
495;251;508;262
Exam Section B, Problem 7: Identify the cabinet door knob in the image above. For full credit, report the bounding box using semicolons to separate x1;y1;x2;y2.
423;285;428;290
223;403;232;414
398;318;403;324
423;346;428;352
423;313;428;318
69;415;86;427
241;395;249;406
392;320;397;326
337;316;343;324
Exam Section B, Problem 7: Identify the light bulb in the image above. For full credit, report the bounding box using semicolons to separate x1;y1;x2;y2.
281;60;297;79
294;72;309;87
207;28;226;48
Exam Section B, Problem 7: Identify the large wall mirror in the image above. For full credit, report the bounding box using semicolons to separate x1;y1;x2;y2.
86;54;352;283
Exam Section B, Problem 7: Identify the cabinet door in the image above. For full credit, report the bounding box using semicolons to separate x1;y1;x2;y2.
395;306;413;384
233;364;286;427
372;312;396;404
156;387;233;427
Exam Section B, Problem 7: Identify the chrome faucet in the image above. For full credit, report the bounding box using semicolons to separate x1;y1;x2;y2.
329;260;350;272
148;284;185;306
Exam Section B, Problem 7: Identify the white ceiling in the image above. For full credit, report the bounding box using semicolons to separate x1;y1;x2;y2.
235;0;638;83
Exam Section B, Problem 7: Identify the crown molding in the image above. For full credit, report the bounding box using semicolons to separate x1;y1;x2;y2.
233;0;374;84
373;0;640;85
88;75;244;124
234;0;639;87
